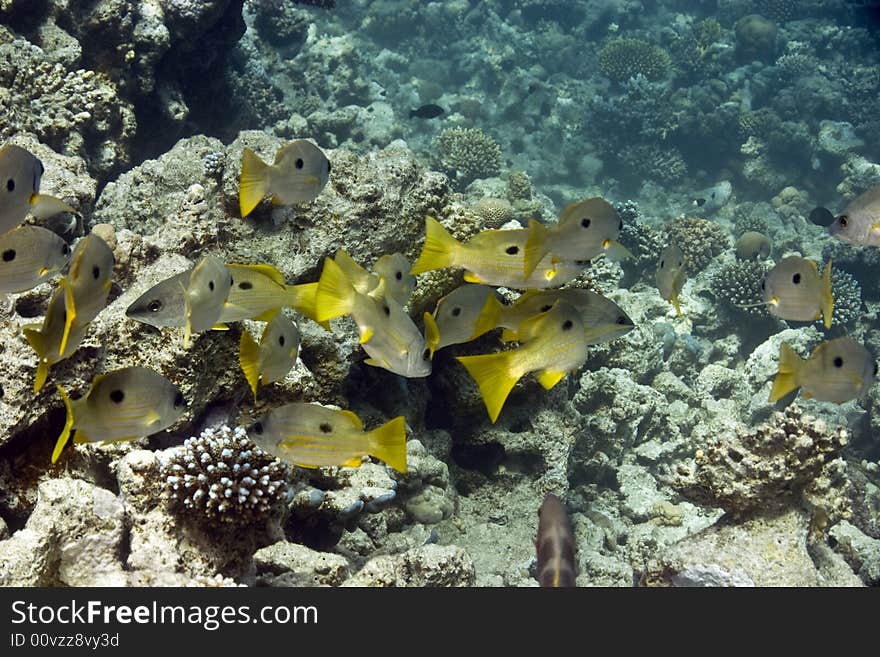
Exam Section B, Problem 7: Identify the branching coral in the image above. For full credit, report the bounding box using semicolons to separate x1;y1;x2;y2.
617;202;664;276
435;127;503;189
598;38;670;83
710;259;770;318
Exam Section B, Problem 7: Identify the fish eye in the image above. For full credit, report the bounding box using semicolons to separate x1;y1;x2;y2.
422;348;431;360
383;304;390;316
581;217;591;229
451;306;462;317
148;299;163;313
319;423;333;433
562;319;573;331
838;215;848;228
208;280;215;291
61;244;70;256
252;421;263;435
6;179;14;192
295;158;304;169
2;249;15;262
278;334;285;347
238;281;253;290
173;391;186;408
792;273;801;285
695;198;706;207
92;265;100;279
833;356;844;368
505;245;519;255
109;389;125;403
395;271;403;280
541;304;552;312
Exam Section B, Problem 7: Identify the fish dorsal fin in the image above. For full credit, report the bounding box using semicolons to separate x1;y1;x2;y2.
51;385;76;464
424;311;440;358
232;263;286;286
58;277;77;357
339;410;364;430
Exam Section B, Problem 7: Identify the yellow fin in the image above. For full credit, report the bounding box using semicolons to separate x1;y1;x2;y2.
315;258;355;322
359;326;374;344
212;323;229;331
473;293;504;339
59;277;76;357
411;216;460;275
285;282;328;329
769;342;803;402
239;330;261;401
523;218;550;279
30;194;75;220
367;416;407;473
232;263;286;285
500;328;518;342
671;292;682;316
821;258;834;330
456;351;521;423
339;409;364;430
72;431;91;445
252;308;280;323
239;148;270;217
462;271;484;284
341;457;363;468
517;308;549;343
537;369;566;390
23;328;49;393
424;311;440;358
51;385;76;464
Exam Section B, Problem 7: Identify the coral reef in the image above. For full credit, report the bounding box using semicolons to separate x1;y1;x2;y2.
435;127;503;190
664;217;730;272
598;38;671;83
710;260;770;318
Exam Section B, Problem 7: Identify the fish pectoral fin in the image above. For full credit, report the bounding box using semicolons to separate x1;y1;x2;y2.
341;457;363;468
212;323;229;331
239;331;261;401
30;194;75;219
252;308;281;322
144;409;163;428
462;271;484;284
359;326;374;344
536;369;566;390
604;240;633;262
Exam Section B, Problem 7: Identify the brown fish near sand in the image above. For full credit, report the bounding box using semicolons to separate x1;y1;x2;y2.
828;185;880;247
535;493;577;587
735;231;772;260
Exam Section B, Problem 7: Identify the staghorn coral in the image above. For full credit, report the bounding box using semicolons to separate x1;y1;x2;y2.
598;38;670;83
162;425;287;526
710;260;770;318
435;127;503;189
672;405;850;522
664;217;730;272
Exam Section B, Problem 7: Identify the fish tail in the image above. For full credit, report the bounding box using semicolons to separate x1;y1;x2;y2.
473;293;504;339
423;312;440;358
456;351;522;423
23;327;50;393
239;330;261;401
285;282;330;330
769;342;803;402
29;194;75;220
315;257;356;322
821;258;834;330
367;416;407;473
524;218;550;279
411;216;460;275
239;148;270;217
59;276;76;357
51;385;76;464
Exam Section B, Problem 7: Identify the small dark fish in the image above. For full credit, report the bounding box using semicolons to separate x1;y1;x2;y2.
409;104;445;119
809;206;835;227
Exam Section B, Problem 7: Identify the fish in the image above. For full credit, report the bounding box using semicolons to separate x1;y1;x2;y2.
761;256;833;329
809;206;835;227
373;253;416;305
332;249;380;296
0;144;76;235
125;270;190;329
769;338;876;404
239;313;301;400
409;104;445;119
475;288;634;345
456;300;589;423
184;255;232;345
51;366;187;463
239;140;331;217
523;198;630;279
655;244;687;316
60;233;114;354
828;185;880;247
690;180;732;214
535;493;577;587
316;257;432;377
422;284;497;357
735;231;772;260
0;225;70;294
411;216;585;289
23;280;89;393
247;402;407;472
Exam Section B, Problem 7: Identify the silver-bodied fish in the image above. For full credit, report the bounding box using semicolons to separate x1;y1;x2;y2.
0;144;75;235
735;231;772;260
239;314;301;400
248;402;407;472
423;284;497;357
61;233;114;354
828;185;880;247
52;366;187;463
761;256;833;329
655;244;687;316
373;253;416;306
239;140;331;217
184;255;232;345
0;225;70;294
769;338;876;404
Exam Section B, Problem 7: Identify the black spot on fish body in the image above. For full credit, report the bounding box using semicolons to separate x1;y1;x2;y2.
541;304;552;312
451;307;462;317
2;249;15;262
383;304;390;316
109;389;125;403
395;271;403;280
278;334;285;347
319;423;333;433
505;245;519;255
208;280;215;291
833;356;844;368
792;273;801;285
92;265;100;279
809;207;835;227
562;320;573;331
148;299;162;313
581;217;591;228
409;104;445;119
6;179;14;192
295;158;304;169
238;281;253;290
252;421;264;435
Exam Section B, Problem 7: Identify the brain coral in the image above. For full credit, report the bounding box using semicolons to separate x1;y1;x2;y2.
435;127;503;189
664;217;730;271
598;38;671;82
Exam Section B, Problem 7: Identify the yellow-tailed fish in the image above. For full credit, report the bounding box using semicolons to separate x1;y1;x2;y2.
735;231;772;260
523;197;630;279
239;313;301;400
59;233;114;354
456;300;589;423
247;403;407;472
51;366;187;463
184;255;232;345
761;256;833;329
0;225;70;294
0;144;76;235
411;216;584;289
316;257;431;377
423;283;497;357
373;253;416;305
23;281;90;393
333;249;380;296
239;140;331;217
828;185;880;247
769;338;876;404
475;288;634;345
655;244;687;316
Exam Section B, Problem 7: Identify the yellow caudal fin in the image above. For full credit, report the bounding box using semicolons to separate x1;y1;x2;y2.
769;342;803;402
367;416;407;473
821;258;834;330
239;330;261;401
536;369;566;390
524;218;550;280
285;282;330;330
30;194;75;220
239;148;270;217
456;351;521;423
314;258;356;322
424;312;440;358
23;327;50;393
59;277;76;357
411;216;460;275
473;293;504;339
51;385;76;464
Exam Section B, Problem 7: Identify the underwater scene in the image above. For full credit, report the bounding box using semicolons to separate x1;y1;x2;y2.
0;0;879;588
